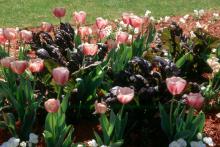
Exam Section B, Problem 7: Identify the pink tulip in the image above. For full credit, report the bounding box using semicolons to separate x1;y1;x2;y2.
117;87;135;104
129;15;143;28
73;11;86;24
28;58;44;73
82;43;98;56
3;28;17;41
41;22;53;32
166;76;187;95
10;60;28;74
99;29;107;39
52;7;66;18
44;99;60;113
122;12;132;25
98;26;111;39
78;27;92;38
94;100;107;114
0;56;16;68
0;28;6;44
96;17;108;29
116;31;129;44
127;34;133;45
106;39;117;50
52;67;69;85
20;30;32;42
185;93;204;110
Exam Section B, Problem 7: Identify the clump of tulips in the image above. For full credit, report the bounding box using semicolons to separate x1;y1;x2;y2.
43;66;75;147
159;76;205;143
0;55;44;140
0;56;44;74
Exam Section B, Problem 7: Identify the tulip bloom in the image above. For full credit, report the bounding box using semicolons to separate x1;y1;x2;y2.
185;93;204;110
78;27;92;38
41;22;53;32
52;67;69;85
117;87;135;104
44;99;60;113
106;39;117;50
82;43;98;56
94;101;107;114
73;11;86;24
20;30;32;42
0;28;6;44
0;56;16;68
3;28;17;41
122;12;132;25
96;17;108;29
98;26;112;39
129;15;143;28
10;60;28;74
116;31;129;44
28;58;44;73
52;7;66;18
166;76;187;95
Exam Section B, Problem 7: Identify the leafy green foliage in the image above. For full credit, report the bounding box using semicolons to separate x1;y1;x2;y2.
43;94;74;147
0;68;40;140
76;65;105;101
161;26;220;80
201;72;220;111
94;108;127;146
0;113;17;137
159;102;205;142
132;23;156;57
107;44;132;74
0;46;8;59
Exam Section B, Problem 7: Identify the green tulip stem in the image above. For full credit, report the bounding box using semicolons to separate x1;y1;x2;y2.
169;95;175;136
3;42;6;52
52;113;56;140
142;23;144;36
57;86;62;101
8;40;10;55
119;104;125;120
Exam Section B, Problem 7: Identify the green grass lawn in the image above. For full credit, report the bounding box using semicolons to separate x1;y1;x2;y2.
0;0;220;27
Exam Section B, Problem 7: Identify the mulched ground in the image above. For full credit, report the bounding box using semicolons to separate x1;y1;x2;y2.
156;11;220;38
204;113;220;146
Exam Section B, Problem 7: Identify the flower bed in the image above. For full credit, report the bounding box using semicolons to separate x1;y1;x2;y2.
0;7;220;147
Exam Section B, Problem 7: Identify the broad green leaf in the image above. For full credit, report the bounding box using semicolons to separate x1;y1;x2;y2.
43;131;54;147
176;53;193;68
63;127;74;147
174;130;192;140
192;112;205;132
100;114;110;144
75;35;81;48
217;47;220;59
56;126;72;147
110;140;124;147
159;103;170;138
185;108;194;128
108;110;116;136
44;59;59;73
94;131;103;145
132;35;145;57
146;23;156;49
43;130;53;138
